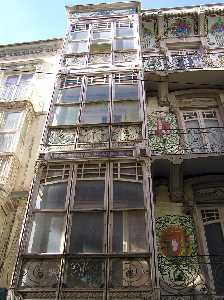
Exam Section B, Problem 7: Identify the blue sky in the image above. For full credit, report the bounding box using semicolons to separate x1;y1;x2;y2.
1;0;224;45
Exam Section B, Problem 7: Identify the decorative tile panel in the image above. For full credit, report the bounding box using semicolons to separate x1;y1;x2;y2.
207;15;224;46
165;16;197;38
141;20;158;49
88;53;111;65
148;112;180;154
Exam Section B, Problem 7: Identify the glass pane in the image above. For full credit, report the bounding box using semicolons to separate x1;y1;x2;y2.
74;180;105;209
110;259;150;288
81;103;109;124
114;85;138;100
86;85;109;101
35;182;67;209
69;42;88;53
58;88;81;103
64;258;105;288
185;119;200;129
113;181;144;208
27;213;64;253
116;27;134;37
112;102;139;122
204;119;219;128
71;31;88;40
5;75;18;85
0;133;16;152
20;74;33;84
112;211;147;253
53;106;80;125
2;111;22;130
70;213;104;253
93;31;111;39
115;39;135;50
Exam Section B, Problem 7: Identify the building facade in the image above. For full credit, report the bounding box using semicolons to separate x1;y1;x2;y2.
8;2;224;300
0;39;62;290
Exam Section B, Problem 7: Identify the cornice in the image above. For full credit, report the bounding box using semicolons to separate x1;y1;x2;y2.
0;39;62;59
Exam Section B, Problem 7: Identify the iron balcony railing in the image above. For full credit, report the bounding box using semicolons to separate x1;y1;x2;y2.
143;52;224;72
148;127;224;155
0;83;32;102
159;255;224;300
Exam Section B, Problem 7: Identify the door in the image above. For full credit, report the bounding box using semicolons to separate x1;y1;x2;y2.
182;109;223;153
199;207;224;295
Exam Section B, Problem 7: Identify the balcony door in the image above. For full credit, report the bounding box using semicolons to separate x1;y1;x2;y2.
199;207;224;295
182;109;223;153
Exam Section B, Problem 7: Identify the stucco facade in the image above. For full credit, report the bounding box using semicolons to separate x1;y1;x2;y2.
0;39;62;288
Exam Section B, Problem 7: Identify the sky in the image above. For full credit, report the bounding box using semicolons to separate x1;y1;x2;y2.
1;0;224;45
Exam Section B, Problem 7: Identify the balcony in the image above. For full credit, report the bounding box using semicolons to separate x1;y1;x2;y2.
143;52;224;73
148;127;224;156
159;255;224;299
0;83;32;102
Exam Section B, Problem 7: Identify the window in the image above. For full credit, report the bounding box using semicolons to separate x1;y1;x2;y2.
0;111;23;152
116;21;134;37
182;109;224;152
52;79;82;126
114;38;136;50
0;74;33;101
70;30;89;41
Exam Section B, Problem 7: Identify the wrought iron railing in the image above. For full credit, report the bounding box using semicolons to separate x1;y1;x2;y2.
159;255;224;299
0;84;32;101
143;53;224;72
148;127;224;155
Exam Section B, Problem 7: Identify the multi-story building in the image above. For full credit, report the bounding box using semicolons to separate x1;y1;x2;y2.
8;2;224;300
0;39;62;292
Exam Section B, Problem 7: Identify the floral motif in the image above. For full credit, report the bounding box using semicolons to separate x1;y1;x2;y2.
209;16;224;34
148;112;180;154
166;17;195;38
48;129;75;145
112;125;142;143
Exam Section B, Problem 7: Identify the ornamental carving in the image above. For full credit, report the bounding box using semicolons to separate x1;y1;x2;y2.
165;16;198;38
78;126;109;146
112;125;142;142
114;52;137;64
65;259;105;289
18;259;60;288
194;187;224;203
148;112;180;154
73;8;136;19
48;129;76;145
89;53;111;65
65;55;86;67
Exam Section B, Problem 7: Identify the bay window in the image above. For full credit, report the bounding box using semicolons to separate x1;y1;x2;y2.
18;161;152;296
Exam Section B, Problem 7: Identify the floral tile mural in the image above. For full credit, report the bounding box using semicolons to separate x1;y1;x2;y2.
148;112;181;154
156;215;204;295
207;15;224;46
165;16;197;38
